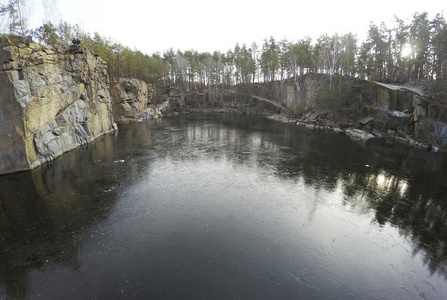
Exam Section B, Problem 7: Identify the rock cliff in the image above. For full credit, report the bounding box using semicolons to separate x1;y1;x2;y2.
110;78;154;118
0;35;117;175
166;86;290;115
110;77;171;123
178;74;447;149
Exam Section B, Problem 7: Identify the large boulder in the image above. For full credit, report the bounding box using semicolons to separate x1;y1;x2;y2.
0;35;117;175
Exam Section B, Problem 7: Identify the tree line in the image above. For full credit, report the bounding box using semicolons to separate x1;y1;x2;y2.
1;2;447;87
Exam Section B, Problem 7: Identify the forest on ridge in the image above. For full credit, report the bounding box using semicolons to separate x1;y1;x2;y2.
2;1;447;92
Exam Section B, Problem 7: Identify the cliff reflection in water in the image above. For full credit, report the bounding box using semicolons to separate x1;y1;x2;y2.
1;114;447;298
0;133;122;299
177;114;447;279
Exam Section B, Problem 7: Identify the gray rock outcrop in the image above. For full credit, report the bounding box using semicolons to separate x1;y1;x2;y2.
0;35;117;175
110;77;155;117
232;74;447;149
110;77;169;123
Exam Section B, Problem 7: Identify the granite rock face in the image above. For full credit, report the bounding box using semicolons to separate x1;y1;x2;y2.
110;77;156;118
0;35;117;175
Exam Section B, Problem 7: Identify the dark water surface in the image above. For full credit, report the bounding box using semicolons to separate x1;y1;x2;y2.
1;114;447;299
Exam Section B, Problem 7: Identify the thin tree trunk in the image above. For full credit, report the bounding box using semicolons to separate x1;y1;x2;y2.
17;0;25;36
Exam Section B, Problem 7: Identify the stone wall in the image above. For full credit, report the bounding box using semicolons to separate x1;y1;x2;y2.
0;35;117;175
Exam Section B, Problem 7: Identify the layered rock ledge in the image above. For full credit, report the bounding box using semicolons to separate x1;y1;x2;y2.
110;77;169;123
0;35;117;175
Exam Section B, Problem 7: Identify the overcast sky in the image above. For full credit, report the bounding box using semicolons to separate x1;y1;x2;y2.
27;0;446;54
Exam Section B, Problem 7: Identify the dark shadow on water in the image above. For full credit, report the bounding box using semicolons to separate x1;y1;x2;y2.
168;114;447;280
1;114;447;298
0;132;124;299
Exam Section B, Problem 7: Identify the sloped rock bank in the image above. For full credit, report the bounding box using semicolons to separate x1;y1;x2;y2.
295;82;447;151
251;75;447;151
0;35;117;175
164;86;291;115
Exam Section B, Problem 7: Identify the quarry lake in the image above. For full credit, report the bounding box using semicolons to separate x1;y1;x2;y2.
1;114;447;299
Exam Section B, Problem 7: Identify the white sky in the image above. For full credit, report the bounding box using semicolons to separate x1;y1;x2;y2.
26;0;446;55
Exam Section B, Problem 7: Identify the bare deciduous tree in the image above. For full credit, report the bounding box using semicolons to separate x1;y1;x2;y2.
315;33;344;89
42;0;59;25
0;0;27;35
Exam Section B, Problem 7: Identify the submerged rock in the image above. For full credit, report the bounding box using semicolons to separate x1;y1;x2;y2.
346;128;375;141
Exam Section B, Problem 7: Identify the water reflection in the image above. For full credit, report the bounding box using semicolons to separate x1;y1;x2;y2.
0;134;121;299
295;135;447;279
163;114;447;280
1;114;447;298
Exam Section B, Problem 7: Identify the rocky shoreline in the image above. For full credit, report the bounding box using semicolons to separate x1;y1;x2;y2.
2;34;446;175
267;113;441;152
164;75;447;153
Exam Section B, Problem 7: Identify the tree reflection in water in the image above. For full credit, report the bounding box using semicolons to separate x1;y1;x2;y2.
1;114;447;299
270;125;447;280
161;114;447;280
